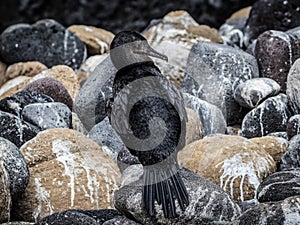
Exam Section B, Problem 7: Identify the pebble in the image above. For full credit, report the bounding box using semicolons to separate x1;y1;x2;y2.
0;19;86;70
183;93;226;136
24;77;73;109
287;115;300;140
257;169;300;203
287;58;300;114
241;94;291;138
68;25;114;56
5;62;47;80
233;78;281;108
178;135;276;202
244;0;300;46
114;167;241;225
0;149;11;223
181;42;259;125
279;134;300;171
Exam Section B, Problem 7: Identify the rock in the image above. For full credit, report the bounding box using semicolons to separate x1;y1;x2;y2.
244;0;300;46
17;128;121;222
21;102;72;130
279;134;300;171
31;65;80;100
0;137;29;199
114;167;241;224
24;77;73;109
267;132;288;139
117;147;140;173
145;10;222;87
0;76;31;99
183;93;227;136
227;6;252;21
257;169;300;202
72;209;122;224
77;54;108;86
68;25;114;56
238;199;259;212
0;148;11;223
185;108;204;145
0;61;7;87
71;112;87;134
103;217;141;225
120;164;143;188
74;56;116;131
232;196;300;225
255;30;300;92
181;42;259;125
88;117;124;162
250;136;288;165
5;62;47;80
287;115;300;140
0;222;34;225
0;19;86;70
233;78;281;108
241;94;291;138
178;135;276;202
287;58;300;114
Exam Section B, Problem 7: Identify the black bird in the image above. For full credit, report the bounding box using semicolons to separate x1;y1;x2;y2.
108;31;189;218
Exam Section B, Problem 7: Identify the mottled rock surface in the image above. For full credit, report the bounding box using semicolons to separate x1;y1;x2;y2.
0;61;8;87
0;76;31;99
102;217;141;225
287;115;300;140
117;147;140;173
0;149;11;223
280;134;300;171
185;108;204;145
5;62;47;80
287;58;300;115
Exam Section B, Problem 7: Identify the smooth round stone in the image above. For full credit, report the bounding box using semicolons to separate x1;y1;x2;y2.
287;58;300;115
24;77;73;109
227;6;252;21
287;115;300;140
241;94;291;138
179;135;276;202
0;137;29;199
279;134;300;171
0;19;86;70
0;150;11;223
0;76;31;99
257;169;300;202
234;78;280;108
5;62;47;80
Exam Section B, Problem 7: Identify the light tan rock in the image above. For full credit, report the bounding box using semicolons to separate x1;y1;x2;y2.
0;150;11;223
5;62;47;80
68;25;114;55
250;136;288;164
179;135;276;203
0;76;31;99
18;128;121;222
145;10;222;87
0;61;8;87
227;6;252;21
185;108;204;145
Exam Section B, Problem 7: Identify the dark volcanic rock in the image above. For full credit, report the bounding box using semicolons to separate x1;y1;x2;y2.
234;78;280;108
241;94;291;138
117;147;140;173
279;134;300;171
232;196;300;225
71;209;122;224
0;19;86;70
244;0;300;46
103;217;141;225
0;137;29;199
24;77;73;109
287;115;300;140
181;42;258;125
257;169;300;203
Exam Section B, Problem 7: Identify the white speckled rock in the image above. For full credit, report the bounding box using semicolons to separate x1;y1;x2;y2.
0;222;34;225
17;128;121;222
179;135;276;203
287;58;300;115
0;148;11;223
234;78;281;108
279;134;300;171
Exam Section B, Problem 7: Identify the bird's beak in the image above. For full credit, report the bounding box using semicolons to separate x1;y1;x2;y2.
134;43;168;62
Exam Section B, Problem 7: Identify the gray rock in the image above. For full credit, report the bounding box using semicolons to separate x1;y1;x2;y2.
74;56;116;131
103;217;141;225
280;134;300;171
88;117;124;162
181;42;259;125
21;102;72;130
267;132;288;140
120;164;143;188
287;115;300;140
0;137;29;199
183;93;227;136
238;199;259;212
117;147;140;173
234;78;280;108
287;58;300;115
241;94;291;138
257;169;300;203
0;149;11;223
114;167;241;225
232;196;300;225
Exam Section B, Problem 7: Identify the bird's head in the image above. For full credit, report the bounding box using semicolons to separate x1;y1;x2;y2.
110;31;168;70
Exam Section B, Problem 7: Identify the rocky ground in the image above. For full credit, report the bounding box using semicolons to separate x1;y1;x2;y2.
0;0;300;224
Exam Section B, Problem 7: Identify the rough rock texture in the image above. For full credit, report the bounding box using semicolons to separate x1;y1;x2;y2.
145;10;222;87
0;19;86;70
0;76;31;99
102;217;141;225
24;77;73;109
16;128;121;222
30;65;80;100
74;56;116;130
181;42;259;125
117;147;140;173
250;136;288;165
257;169;300;203
279;134;300;171
232;196;300;225
241;94;291;138
0;61;8;87
0;148;11;223
287;115;300;140
68;25;114;56
5;62;47;80
178;135;276;202
234;78;281;108
115;167;241;225
244;0;300;46
267;132;288;139
183;93;227;136
0;222;34;225
185;108;204;145
287;58;300;115
71;112;87;134
0;137;29;199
